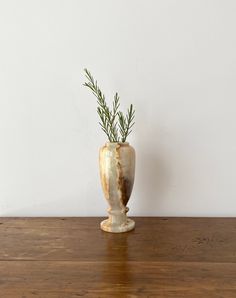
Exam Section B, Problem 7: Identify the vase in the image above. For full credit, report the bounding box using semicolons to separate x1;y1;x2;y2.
99;142;135;233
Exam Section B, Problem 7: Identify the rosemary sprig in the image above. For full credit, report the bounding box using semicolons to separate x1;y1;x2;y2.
83;69;135;143
118;104;135;142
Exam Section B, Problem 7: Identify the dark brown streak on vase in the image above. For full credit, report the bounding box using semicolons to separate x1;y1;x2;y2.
116;146;132;207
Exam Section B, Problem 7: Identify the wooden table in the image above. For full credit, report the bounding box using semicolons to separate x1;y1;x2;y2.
0;217;236;297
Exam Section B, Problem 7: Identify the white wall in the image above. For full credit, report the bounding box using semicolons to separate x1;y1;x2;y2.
0;0;236;216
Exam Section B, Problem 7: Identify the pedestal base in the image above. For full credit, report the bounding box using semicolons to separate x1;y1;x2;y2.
100;218;135;233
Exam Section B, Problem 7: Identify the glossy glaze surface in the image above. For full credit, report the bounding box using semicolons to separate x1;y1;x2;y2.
99;142;135;232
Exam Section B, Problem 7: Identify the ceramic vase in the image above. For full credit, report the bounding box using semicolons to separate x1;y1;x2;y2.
99;142;135;233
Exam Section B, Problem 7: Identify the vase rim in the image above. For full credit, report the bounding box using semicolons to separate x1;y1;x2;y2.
105;142;129;146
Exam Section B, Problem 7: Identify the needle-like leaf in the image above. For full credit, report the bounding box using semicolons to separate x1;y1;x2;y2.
83;69;135;142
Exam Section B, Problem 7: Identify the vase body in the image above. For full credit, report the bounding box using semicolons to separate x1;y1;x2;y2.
99;142;135;233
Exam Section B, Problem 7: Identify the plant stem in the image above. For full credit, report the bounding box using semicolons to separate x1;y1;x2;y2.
83;69;135;143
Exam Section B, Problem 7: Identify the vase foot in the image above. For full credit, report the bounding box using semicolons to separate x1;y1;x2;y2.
100;218;135;233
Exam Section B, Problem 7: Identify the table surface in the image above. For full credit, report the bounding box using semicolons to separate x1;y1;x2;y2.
0;217;236;297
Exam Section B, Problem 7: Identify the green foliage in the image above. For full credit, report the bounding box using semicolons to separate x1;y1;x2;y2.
118;104;135;143
83;69;135;143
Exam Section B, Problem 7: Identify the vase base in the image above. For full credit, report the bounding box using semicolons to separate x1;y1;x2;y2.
100;218;135;233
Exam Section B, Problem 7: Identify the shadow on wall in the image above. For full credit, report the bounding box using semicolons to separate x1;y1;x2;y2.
137;143;170;214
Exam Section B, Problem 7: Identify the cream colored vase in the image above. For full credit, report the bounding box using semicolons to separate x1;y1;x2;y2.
99;142;135;233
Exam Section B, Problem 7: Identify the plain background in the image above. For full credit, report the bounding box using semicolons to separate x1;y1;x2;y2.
0;0;236;216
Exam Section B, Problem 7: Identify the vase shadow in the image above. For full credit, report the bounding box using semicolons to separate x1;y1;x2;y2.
137;146;170;214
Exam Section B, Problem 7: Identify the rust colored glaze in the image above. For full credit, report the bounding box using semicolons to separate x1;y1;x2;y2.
99;142;135;232
99;146;109;200
101;171;109;200
118;170;132;206
115;146;130;207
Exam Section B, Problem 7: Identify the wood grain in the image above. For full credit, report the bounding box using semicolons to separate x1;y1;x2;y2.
0;217;236;297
